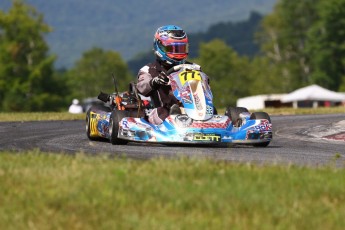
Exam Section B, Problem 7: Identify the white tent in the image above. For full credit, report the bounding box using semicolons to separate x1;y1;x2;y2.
237;94;286;110
281;84;345;108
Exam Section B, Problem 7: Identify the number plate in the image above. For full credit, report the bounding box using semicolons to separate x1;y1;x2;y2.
178;70;202;85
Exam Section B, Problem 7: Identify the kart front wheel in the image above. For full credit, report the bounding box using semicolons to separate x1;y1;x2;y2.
213;106;218;115
225;107;249;127
250;112;271;147
109;109;128;145
250;112;271;122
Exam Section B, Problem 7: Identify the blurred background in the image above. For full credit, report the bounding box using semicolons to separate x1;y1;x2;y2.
0;0;344;112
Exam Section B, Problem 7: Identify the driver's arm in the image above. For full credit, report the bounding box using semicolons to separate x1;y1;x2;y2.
136;66;154;96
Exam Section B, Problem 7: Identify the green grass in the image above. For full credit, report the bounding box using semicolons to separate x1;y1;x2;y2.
0;112;85;122
257;106;345;115
0;109;344;229
0;106;344;122
219;106;345;116
0;151;344;229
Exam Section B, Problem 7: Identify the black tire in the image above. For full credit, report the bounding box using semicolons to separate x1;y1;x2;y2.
250;112;271;147
213;106;218;115
225;107;249;127
109;109;129;145
250;112;271;122
86;108;98;140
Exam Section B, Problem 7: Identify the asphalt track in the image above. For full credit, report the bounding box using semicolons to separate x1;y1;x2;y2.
0;114;344;167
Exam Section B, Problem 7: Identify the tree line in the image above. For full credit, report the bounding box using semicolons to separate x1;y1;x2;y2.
0;0;344;111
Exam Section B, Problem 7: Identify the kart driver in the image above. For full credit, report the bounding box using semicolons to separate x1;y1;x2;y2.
136;25;200;125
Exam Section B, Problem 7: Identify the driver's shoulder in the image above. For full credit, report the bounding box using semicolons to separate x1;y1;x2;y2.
139;62;156;73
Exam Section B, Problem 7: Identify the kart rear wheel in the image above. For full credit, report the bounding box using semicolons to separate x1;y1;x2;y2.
86;105;111;140
109;109;129;145
86;108;98;140
225;107;249;127
250;112;271;147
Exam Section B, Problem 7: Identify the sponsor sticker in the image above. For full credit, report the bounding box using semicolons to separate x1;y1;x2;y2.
206;105;213;115
121;120;129;129
193;133;221;142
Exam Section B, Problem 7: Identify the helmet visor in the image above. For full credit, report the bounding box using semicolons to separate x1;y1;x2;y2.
159;42;189;54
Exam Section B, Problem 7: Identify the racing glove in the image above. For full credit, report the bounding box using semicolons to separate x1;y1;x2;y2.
150;72;169;88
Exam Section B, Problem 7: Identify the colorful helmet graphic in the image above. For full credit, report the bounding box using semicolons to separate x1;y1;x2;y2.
153;25;189;65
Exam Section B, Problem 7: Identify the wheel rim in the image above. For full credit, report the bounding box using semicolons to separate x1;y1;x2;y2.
109;119;113;136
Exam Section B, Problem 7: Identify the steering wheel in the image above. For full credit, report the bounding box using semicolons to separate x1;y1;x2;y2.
166;64;201;75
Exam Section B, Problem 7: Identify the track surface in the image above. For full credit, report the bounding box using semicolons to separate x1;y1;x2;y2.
0;114;344;166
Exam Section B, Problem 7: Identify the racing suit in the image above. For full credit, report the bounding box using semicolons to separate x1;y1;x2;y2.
136;59;178;125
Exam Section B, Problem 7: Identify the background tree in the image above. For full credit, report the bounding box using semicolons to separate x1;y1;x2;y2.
256;0;345;93
247;56;283;95
192;39;250;107
257;0;319;92
306;0;345;91
67;47;133;100
0;0;65;111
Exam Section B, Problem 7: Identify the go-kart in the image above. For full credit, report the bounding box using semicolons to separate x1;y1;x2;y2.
86;64;272;147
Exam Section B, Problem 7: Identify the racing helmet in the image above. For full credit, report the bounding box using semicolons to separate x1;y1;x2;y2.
153;25;189;65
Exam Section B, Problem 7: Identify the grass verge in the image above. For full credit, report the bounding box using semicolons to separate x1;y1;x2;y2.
256;106;345;115
0;112;84;122
0;151;344;229
1;107;344;122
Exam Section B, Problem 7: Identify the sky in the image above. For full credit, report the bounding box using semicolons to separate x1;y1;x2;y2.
0;0;276;68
